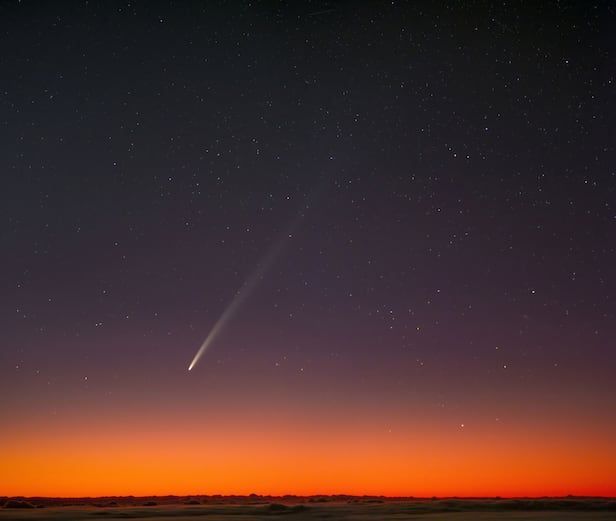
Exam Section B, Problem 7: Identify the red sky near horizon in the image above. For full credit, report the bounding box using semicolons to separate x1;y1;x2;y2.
2;394;615;497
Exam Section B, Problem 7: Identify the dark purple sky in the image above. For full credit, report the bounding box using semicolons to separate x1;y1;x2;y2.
1;1;615;497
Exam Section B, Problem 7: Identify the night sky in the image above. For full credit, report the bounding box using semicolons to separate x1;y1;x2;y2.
1;1;615;497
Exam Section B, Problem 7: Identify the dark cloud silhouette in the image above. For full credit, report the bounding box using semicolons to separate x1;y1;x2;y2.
3;499;36;509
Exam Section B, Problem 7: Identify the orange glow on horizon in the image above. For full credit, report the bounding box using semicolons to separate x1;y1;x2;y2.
2;413;615;498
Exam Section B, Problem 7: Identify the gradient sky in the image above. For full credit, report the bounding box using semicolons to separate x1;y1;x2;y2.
1;1;615;497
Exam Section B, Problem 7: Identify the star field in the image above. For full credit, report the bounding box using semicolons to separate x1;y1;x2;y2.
1;1;615;497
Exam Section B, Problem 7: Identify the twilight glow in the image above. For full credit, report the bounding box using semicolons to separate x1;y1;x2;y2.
2;0;615;501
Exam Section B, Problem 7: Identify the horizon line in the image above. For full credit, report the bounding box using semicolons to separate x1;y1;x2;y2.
4;494;615;500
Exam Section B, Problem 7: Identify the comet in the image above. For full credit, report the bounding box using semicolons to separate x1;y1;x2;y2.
187;224;296;372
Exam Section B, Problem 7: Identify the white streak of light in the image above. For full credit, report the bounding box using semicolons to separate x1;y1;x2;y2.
188;231;291;371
